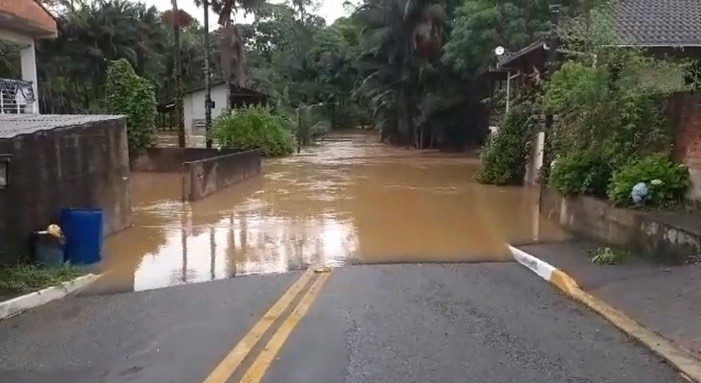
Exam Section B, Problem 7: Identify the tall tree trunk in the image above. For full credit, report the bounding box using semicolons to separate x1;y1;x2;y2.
398;35;416;147
172;0;185;148
203;0;213;148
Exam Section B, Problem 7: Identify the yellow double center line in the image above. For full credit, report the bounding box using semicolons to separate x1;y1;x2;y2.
202;268;331;383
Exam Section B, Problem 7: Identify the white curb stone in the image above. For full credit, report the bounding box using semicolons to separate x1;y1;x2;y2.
0;273;100;320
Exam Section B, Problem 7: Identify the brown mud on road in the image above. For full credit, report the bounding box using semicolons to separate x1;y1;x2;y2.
88;131;567;293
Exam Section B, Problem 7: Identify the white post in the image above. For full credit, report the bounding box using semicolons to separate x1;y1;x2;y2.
505;72;511;114
20;40;39;114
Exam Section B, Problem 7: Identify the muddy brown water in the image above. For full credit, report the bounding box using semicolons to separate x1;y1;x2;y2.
89;131;567;293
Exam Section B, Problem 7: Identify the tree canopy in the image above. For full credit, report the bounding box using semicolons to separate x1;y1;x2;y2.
0;0;625;150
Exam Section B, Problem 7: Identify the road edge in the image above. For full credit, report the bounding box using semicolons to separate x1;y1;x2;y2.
508;244;701;383
0;273;101;321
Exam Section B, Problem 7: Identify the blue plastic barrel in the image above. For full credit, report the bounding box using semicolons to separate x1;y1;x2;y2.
60;208;104;265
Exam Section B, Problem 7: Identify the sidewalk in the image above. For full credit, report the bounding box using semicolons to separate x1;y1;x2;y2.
519;240;701;358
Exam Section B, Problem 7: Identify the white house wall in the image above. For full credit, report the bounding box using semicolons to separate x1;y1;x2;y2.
183;84;228;136
1;27;39;113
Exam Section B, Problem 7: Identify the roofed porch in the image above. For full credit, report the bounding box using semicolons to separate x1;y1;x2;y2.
0;0;57;114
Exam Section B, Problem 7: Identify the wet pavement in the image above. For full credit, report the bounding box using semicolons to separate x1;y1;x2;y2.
520;240;701;358
91;131;567;293
0;264;686;383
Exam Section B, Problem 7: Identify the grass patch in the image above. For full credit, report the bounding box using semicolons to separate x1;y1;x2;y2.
0;264;85;296
589;247;628;265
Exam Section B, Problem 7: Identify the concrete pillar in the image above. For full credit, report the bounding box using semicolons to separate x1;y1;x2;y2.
524;131;546;185
20;40;39;114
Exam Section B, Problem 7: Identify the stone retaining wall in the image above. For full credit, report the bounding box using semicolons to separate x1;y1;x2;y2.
541;187;701;264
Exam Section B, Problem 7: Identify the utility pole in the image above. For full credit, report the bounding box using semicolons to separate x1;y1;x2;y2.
172;0;186;148
547;1;561;76
203;0;213;148
542;0;561;183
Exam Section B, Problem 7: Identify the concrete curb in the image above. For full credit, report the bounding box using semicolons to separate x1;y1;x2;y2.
0;273;100;321
508;245;701;383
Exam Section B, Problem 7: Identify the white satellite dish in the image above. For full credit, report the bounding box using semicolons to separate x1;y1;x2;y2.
494;46;505;56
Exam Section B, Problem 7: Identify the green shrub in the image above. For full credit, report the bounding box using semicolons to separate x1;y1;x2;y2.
590;247;626;265
608;154;689;207
550;150;613;197
104;59;156;155
543;58;674;169
295;103;330;147
214;105;296;157
475;100;536;185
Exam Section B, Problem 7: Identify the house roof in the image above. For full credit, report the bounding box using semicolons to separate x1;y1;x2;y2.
490;0;701;74
0;0;57;39
614;0;701;47
184;81;268;98
0;115;124;139
497;41;549;70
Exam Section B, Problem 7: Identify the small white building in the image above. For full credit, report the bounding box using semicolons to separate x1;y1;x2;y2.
183;82;228;136
0;0;57;114
183;81;269;137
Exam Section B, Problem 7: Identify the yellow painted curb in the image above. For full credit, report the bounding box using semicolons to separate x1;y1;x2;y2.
509;245;701;383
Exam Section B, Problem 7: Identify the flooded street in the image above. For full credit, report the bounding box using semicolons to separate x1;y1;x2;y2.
91;131;567;293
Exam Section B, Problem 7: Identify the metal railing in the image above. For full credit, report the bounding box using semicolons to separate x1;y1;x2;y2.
0;78;35;114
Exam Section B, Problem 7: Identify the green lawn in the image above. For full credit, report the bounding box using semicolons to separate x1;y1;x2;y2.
0;264;85;297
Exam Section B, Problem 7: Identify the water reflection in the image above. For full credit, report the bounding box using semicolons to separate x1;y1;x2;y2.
89;131;567;294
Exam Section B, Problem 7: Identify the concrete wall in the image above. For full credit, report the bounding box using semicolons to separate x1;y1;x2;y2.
183;84;228;136
669;92;701;201
183;150;261;201
524;131;545;185
131;148;242;173
131;148;261;201
0;118;131;263
540;188;701;264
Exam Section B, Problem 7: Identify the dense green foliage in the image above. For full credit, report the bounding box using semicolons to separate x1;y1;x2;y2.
475;100;536;185
543;58;675;166
541;1;695;202
104;59;157;155
214;106;296;157
550;149;613;197
292;103;331;148
0;0;221;114
608;155;689;207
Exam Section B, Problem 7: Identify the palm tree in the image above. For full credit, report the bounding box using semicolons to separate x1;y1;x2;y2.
169;0;186;147
354;0;446;146
202;0;213;148
195;0;264;109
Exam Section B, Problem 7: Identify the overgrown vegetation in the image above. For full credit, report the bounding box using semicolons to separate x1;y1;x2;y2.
291;103;331;149
550;149;613;197
475;99;537;185
214;105;296;157
543;57;676;168
539;1;697;208
104;59;157;155
0;264;84;295
589;247;627;265
608;155;689;207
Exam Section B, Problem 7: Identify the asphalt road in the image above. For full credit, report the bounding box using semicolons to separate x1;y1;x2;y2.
0;263;687;383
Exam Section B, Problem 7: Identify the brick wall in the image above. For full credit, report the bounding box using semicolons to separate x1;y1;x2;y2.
668;92;701;201
670;93;701;168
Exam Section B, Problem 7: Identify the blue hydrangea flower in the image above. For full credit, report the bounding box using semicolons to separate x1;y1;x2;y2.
631;182;649;204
